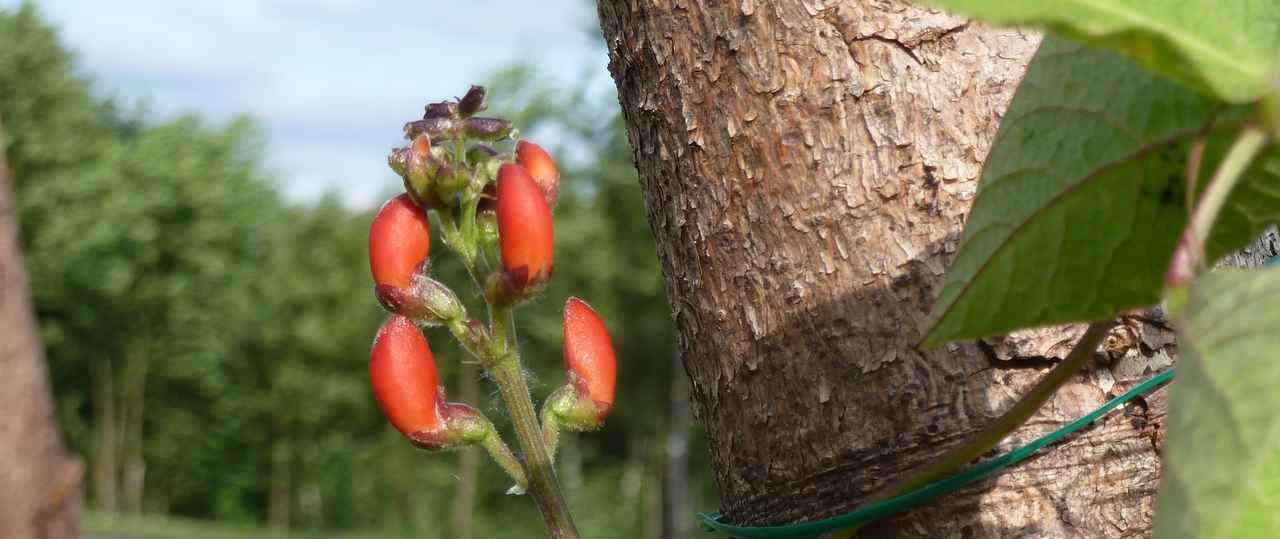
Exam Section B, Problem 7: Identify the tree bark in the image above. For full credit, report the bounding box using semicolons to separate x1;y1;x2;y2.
0;124;82;538
597;1;1178;536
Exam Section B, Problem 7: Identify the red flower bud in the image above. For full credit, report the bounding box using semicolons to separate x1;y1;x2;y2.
370;316;445;438
369;194;431;290
496;163;554;294
563;298;616;419
370;317;492;450
516;140;560;206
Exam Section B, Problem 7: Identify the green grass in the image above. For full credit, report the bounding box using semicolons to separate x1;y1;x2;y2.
84;512;414;539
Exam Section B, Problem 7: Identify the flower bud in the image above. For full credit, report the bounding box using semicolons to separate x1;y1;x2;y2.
369;194;430;291
371;316;494;451
388;147;411;177
458;85;486;117
405;117;454;140
423;100;458;120
516;140;560;206
370;316;445;439
496;164;554;296
400;134;444;209
562;297;617;421
463;117;514;141
410;274;465;325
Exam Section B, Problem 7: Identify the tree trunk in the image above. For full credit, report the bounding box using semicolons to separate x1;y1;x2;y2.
93;356;118;513
120;343;148;515
0;124;82;538
268;413;292;529
597;1;1176;536
449;361;481;539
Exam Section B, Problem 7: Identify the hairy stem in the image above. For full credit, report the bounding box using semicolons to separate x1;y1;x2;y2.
490;306;580;538
479;422;527;491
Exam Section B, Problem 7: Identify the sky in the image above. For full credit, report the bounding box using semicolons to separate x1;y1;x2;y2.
6;0;613;209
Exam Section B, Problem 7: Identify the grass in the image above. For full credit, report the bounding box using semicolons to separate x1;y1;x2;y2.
84;511;414;539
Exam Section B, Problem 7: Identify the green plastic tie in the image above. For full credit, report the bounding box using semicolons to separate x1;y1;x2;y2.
698;369;1175;538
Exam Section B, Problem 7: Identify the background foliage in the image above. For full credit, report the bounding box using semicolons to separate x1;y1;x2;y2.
1;4;713;537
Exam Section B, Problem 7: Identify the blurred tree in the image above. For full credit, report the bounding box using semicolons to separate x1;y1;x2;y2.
1;3;711;536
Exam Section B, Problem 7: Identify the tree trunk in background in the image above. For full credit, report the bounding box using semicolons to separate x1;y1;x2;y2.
93;357;118;513
449;361;481;539
598;1;1179;535
268;414;292;529
662;354;692;539
121;344;149;514
0;126;82;538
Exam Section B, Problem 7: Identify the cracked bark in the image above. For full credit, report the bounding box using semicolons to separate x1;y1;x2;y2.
595;0;1208;536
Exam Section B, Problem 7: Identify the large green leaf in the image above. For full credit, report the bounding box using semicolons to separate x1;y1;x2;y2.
1155;268;1280;538
924;36;1220;345
925;0;1280;103
924;36;1280;346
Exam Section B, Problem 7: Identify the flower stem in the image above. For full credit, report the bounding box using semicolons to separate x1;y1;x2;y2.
479;422;527;492
1187;125;1269;259
490;305;580;538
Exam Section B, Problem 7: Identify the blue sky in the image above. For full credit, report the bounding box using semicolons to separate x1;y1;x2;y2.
7;1;612;208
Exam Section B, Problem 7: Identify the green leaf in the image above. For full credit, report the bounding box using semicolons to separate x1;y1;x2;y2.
924;36;1226;345
1156;268;1280;538
1207;149;1280;262
924;0;1280;103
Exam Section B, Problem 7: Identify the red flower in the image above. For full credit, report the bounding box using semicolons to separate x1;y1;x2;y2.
369;194;431;290
516;140;559;205
370;316;444;437
496;163;554;292
563;298;617;418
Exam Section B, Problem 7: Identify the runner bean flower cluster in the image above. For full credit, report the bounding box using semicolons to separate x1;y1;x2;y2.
366;85;617;538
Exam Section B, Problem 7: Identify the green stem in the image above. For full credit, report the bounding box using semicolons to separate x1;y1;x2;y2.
836;321;1115;538
1187;124;1269;261
490;306;580;538
479;422;527;492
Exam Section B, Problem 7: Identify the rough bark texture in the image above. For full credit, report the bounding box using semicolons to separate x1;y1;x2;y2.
0;131;82;538
597;1;1187;536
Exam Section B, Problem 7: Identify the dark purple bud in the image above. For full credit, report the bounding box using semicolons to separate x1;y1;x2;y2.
463;117;514;141
423;101;458;120
404;118;454;140
458;85;486;116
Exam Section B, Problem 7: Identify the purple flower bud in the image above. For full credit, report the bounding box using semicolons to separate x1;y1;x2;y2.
458;85;486;116
463;117;514;141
